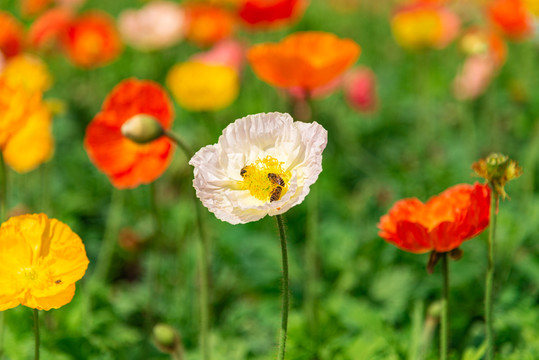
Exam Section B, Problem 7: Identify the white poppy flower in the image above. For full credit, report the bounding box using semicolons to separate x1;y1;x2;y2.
189;112;328;224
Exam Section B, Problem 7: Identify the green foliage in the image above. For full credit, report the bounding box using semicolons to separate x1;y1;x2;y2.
2;0;539;358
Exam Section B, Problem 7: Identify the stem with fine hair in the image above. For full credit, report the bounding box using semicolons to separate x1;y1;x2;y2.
165;131;210;360
275;215;290;360
33;309;40;360
0;152;7;357
486;190;498;360
440;252;449;360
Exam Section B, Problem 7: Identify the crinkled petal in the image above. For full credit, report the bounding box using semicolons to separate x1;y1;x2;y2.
190;112;327;224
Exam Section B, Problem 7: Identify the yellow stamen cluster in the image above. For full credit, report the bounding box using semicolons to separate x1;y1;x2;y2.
240;156;291;202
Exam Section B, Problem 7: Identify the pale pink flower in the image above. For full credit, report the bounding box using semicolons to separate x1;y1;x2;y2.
343;66;378;113
118;1;186;51
190;39;245;73
453;55;496;100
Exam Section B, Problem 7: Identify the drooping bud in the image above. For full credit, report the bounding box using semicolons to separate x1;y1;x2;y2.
152;323;183;358
449;247;463;261
121;114;164;144
472;153;522;199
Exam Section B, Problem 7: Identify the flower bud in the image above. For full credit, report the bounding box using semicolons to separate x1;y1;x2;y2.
121;114;164;144
472;153;522;199
152;323;183;357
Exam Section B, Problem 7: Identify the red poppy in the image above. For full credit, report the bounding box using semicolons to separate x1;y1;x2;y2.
28;7;74;51
0;11;24;59
185;4;235;47
84;79;174;189
238;0;307;28
487;0;533;40
61;11;123;68
378;183;491;254
247;31;360;92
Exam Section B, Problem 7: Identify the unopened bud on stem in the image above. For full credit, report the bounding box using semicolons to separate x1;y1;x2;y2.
121;114;164;144
152;323;183;358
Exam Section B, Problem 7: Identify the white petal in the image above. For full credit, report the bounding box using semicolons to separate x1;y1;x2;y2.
190;112;328;224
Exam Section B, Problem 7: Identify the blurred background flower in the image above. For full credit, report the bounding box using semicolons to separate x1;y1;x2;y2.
62;11;123;68
184;3;235;48
0;54;54;173
28;7;75;52
343;66;378;113
237;0;307;29
166;61;239;111
190;39;245;73
118;1;186;52
391;1;460;50
0;11;24;59
247;31;360;94
487;0;533;40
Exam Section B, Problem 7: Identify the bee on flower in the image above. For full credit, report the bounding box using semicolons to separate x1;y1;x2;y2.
189;112;328;224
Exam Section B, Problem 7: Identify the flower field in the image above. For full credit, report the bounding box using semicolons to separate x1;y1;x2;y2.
1;0;539;359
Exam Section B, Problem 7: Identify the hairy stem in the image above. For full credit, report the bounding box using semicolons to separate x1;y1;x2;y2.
33;309;40;360
486;191;498;360
441;253;449;360
276;215;290;360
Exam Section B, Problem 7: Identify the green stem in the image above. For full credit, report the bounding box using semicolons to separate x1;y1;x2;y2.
305;189;318;342
33;309;40;360
166;131;210;360
92;189;124;283
486;191;498;360
276;215;289;360
165;131;194;159
0;152;7;358
441;253;449;360
194;196;210;360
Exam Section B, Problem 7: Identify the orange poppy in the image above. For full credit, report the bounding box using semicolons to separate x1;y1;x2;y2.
378;183;491;254
238;0;307;28
0;213;89;311
61;11;123;68
185;4;235;47
487;0;533;40
84;78;175;189
247;31;360;92
0;11;24;59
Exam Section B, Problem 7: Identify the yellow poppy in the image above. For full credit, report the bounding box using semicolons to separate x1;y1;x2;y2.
166;61;239;111
3;102;53;173
0;214;89;311
1;54;52;93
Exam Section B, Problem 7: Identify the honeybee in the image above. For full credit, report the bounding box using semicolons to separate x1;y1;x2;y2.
240;166;247;177
269;186;283;202
268;173;285;187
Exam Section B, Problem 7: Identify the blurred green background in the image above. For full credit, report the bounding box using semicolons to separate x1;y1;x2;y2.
2;0;539;359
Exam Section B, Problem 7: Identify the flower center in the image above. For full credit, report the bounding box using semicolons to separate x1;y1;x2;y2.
240;156;291;202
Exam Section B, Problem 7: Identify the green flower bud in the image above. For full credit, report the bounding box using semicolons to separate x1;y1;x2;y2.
121;114;164;144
